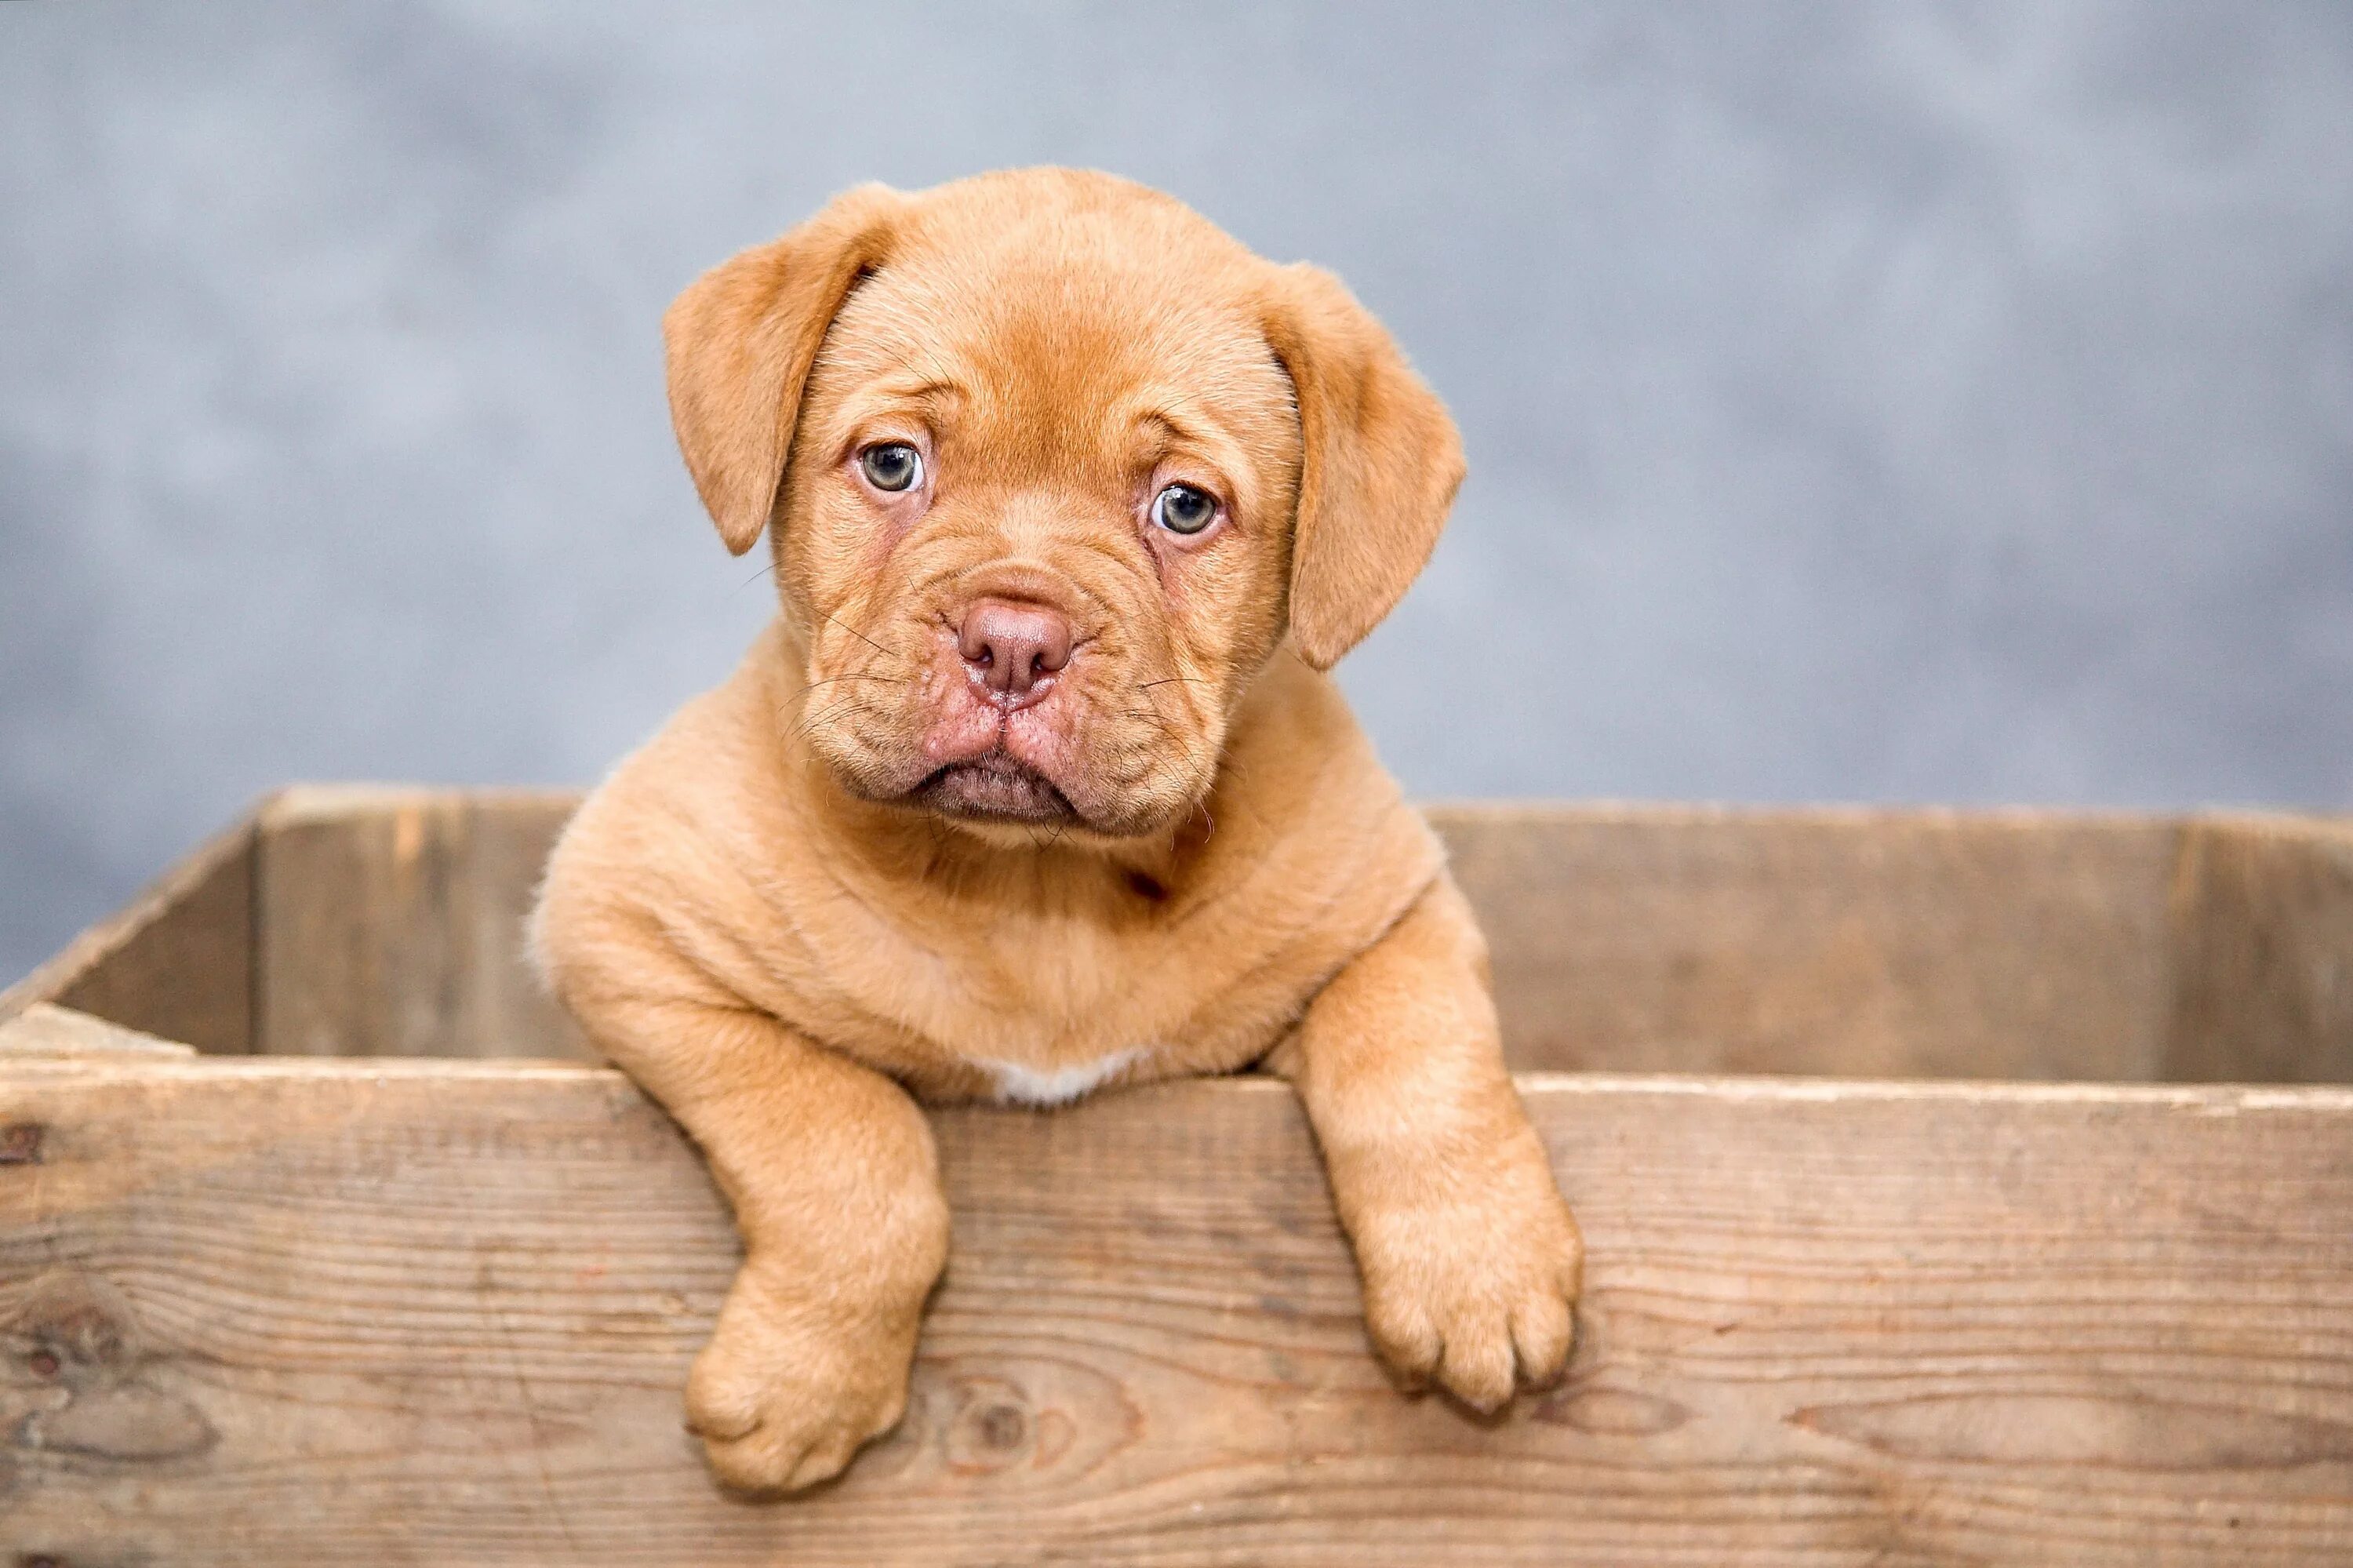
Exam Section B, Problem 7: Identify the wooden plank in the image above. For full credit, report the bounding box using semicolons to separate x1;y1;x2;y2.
244;791;2206;1080
2166;815;2353;1084
0;1003;198;1060
23;789;2352;1082
254;785;590;1061
0;814;254;1053
1438;805;2184;1080
3;1060;2348;1565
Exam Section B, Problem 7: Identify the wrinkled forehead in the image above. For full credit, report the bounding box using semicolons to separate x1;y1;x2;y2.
808;216;1301;485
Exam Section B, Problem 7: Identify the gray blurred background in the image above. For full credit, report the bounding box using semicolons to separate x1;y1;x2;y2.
4;0;2351;982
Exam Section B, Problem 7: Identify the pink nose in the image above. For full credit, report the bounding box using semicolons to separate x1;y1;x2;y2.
958;597;1073;703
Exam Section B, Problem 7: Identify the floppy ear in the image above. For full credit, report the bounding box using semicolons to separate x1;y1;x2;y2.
1261;263;1467;669
664;184;907;555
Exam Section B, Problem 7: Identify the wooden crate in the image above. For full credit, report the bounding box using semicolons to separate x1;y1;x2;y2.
4;788;2351;1565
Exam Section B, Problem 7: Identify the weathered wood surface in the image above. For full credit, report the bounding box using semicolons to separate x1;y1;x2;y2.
245;793;2205;1078
1441;806;2186;1079
254;785;592;1061
0;1003;197;1060
0;815;253;1053
2166;817;2353;1084
17;790;2348;1083
5;1046;2351;1565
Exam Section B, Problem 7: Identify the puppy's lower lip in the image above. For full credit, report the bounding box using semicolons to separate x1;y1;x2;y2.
912;757;1078;824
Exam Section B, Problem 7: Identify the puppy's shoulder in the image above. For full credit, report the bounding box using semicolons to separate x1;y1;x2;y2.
1228;648;1438;839
1210;648;1449;944
533;631;802;999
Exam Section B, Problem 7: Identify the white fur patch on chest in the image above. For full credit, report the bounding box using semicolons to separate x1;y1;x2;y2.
983;1046;1150;1108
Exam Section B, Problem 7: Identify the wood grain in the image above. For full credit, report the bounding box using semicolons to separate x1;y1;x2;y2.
254;786;591;1061
0;1003;197;1060
0;813;254;1053
1438;805;2186;1080
2166;815;2353;1084
24;791;2353;1082
239;792;2237;1080
5;1053;2351;1565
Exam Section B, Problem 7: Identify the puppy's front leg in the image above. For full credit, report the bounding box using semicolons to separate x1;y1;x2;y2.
1271;873;1583;1411
587;999;948;1492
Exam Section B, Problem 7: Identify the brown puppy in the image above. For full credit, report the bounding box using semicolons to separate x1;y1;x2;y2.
533;168;1581;1494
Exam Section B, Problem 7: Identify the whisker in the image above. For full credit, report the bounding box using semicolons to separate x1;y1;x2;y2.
820;607;896;660
1118;710;1184;737
802;675;911;691
791;695;867;740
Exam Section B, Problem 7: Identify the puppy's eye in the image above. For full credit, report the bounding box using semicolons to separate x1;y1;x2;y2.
1150;482;1218;536
860;442;923;493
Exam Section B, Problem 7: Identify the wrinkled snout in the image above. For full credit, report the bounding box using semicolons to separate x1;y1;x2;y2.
958;596;1072;707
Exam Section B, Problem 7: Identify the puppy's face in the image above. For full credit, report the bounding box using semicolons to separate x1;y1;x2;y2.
664;170;1464;840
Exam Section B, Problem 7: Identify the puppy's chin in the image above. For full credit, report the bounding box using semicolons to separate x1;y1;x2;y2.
912;754;1078;826
810;729;1207;844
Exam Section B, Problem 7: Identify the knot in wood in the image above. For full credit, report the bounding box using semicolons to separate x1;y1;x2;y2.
10;1273;134;1384
976;1402;1027;1451
943;1376;1042;1475
4;1268;218;1464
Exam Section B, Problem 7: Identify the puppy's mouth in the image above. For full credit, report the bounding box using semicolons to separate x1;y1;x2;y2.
912;751;1078;825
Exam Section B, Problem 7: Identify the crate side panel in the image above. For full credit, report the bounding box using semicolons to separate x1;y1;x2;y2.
2166;817;2353;1083
2;1068;2349;1564
0;818;254;1053
249;792;2198;1078
255;790;587;1060
1437;808;2181;1080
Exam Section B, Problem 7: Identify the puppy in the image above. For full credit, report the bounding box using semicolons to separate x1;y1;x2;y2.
533;168;1582;1493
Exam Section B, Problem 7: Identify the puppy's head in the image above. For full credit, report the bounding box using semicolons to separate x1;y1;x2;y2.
665;169;1462;840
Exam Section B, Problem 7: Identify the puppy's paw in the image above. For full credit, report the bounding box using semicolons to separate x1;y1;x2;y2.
685;1266;921;1493
1351;1171;1583;1413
